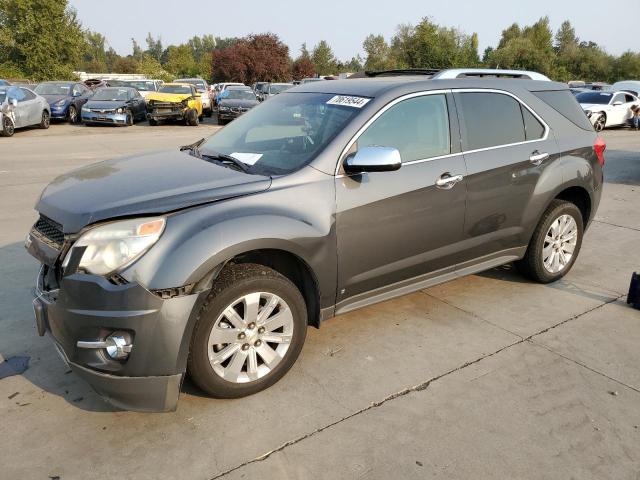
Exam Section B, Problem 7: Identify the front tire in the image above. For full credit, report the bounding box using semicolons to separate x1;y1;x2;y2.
186;109;199;126
1;116;14;136
40;110;50;129
125;109;133;126
68;105;78;124
148;118;158;126
516;200;584;283
188;264;307;398
593;113;606;132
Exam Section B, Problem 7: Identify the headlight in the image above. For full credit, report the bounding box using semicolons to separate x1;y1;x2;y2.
219;106;229;111
54;99;66;107
116;107;124;114
585;110;593;118
81;106;89;112
62;217;165;276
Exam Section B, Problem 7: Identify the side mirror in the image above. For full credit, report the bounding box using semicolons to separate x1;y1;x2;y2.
344;146;402;173
10;98;18;108
613;101;623;106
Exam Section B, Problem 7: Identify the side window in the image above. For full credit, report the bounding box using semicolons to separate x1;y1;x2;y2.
612;93;625;105
521;106;545;140
20;88;36;100
357;94;450;163
9;87;26;102
72;84;82;96
624;94;635;103
457;92;525;150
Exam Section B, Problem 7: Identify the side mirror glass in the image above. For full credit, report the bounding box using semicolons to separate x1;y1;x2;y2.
10;98;18;108
613;101;623;106
344;146;402;173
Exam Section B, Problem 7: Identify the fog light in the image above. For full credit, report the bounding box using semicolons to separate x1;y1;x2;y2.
105;333;133;360
76;331;133;360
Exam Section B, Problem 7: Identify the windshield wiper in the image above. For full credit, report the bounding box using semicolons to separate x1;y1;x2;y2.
181;140;250;173
201;151;251;173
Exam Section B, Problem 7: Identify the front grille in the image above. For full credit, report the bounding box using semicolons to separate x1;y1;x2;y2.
90;109;115;114
34;215;64;248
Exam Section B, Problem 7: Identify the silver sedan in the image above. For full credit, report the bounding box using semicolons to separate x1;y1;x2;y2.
0;86;50;137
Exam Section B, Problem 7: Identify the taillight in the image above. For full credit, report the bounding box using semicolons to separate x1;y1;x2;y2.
594;137;606;166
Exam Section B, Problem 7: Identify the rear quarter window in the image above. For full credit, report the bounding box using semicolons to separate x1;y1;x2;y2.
533;90;593;131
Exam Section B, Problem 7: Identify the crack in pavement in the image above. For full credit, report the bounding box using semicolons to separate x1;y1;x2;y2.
210;293;626;479
593;219;640;232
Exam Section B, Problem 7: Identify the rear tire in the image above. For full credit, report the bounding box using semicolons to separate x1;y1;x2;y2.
516;200;584;283
205;107;212;118
188;263;307;398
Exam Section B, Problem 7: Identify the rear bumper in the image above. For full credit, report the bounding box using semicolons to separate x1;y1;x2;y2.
31;265;204;412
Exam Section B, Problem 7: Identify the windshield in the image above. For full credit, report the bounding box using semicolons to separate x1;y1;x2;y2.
159;85;192;94
576;92;612;105
223;89;256;100
126;81;155;91
92;88;129;101
270;84;292;94
177;79;206;90
34;83;71;95
201;92;362;175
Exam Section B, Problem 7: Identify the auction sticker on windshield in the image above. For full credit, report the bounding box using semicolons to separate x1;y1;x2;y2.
326;95;371;108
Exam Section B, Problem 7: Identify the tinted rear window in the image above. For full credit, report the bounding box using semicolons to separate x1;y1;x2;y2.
533;90;593;131
457;92;525;150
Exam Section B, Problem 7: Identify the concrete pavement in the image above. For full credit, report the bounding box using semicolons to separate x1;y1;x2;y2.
0;123;638;479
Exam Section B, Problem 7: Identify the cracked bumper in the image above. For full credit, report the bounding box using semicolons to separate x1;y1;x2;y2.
32;265;203;412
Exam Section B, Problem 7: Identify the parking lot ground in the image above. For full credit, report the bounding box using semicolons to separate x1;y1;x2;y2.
0;125;638;479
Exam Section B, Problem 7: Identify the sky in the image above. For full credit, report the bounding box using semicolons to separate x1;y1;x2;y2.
68;0;638;60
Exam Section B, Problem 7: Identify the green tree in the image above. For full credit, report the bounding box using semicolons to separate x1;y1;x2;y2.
363;34;394;71
0;0;85;80
145;33;163;61
81;30;108;72
131;38;144;60
311;40;337;75
164;44;199;77
137;55;172;82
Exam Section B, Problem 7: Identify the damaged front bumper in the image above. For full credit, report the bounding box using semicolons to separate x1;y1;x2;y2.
147;103;188;122
31;254;204;412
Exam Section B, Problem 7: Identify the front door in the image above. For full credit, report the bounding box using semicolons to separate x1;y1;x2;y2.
335;92;468;312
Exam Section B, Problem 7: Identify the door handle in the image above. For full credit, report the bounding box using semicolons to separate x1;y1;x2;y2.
530;151;549;165
435;173;464;189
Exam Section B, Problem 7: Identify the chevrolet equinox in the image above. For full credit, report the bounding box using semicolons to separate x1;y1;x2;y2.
27;69;605;411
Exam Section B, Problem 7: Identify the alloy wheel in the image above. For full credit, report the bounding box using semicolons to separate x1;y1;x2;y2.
542;214;578;274
4;116;14;135
42;111;50;128
207;292;294;383
594;115;605;132
69;106;77;123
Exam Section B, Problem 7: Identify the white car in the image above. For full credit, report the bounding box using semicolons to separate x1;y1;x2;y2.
122;80;163;100
577;90;640;131
0;85;50;137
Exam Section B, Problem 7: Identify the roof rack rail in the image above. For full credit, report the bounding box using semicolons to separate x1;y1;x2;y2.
362;69;441;77
432;68;551;81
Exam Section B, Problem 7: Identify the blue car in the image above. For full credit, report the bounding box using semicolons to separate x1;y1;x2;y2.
34;81;93;123
81;87;147;126
0;79;11;86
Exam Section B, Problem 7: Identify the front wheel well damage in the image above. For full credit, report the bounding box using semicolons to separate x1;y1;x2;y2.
202;249;321;328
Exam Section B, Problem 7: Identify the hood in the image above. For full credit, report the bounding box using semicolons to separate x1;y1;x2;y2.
219;98;259;108
580;103;609;111
41;94;70;105
146;92;192;103
36;150;271;233
84;99;127;110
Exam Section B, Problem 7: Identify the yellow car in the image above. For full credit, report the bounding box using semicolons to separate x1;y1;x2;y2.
146;83;203;126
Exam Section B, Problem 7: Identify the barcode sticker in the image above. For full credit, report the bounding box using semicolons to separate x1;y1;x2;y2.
326;95;371;108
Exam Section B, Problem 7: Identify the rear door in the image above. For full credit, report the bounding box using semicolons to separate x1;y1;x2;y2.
453;89;558;264
335;91;468;309
20;88;41;125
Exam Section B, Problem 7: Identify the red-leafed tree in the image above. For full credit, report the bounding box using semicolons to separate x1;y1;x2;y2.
212;33;291;83
292;57;316;80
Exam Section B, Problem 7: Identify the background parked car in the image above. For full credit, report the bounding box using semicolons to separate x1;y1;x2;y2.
123;79;163;100
34;81;93;124
300;77;325;84
146;82;203;126
260;82;293;101
216;86;259;125
611;80;640;96
84;78;109;91
81;86;146;126
0;85;50;137
253;81;269;100
577;90;640;131
214;82;245;106
174;78;213;117
0;79;11;86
